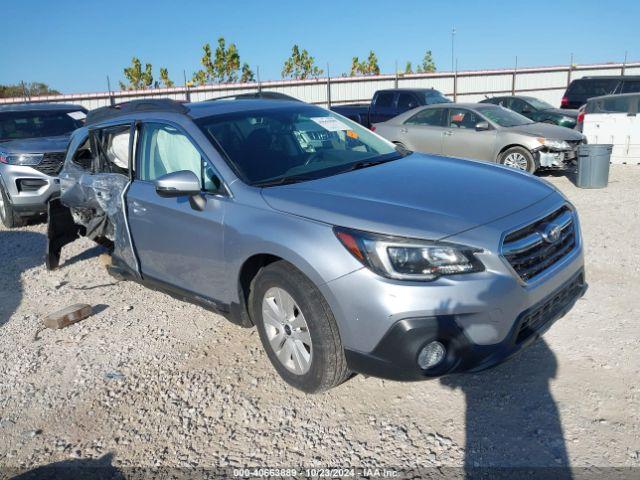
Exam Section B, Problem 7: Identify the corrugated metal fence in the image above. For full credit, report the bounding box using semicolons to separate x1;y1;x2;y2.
2;61;639;111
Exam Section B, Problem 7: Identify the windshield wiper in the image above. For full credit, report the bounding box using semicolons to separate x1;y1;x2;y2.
341;155;403;173
254;173;320;188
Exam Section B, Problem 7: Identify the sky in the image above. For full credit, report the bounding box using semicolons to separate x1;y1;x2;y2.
1;0;638;94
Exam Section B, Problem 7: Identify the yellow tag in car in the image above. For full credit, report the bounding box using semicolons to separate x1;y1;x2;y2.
346;130;358;139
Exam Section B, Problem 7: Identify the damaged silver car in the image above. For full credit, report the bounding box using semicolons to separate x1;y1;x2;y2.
372;103;586;173
47;99;586;393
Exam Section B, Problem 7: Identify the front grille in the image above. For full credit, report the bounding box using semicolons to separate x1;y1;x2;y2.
32;152;66;176
502;206;577;282
516;272;585;344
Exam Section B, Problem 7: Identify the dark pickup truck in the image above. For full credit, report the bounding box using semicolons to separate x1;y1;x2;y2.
331;88;451;128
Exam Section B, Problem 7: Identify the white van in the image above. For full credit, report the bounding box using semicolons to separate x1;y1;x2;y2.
582;93;640;165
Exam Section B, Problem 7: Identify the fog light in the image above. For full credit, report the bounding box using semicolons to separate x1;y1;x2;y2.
417;341;446;369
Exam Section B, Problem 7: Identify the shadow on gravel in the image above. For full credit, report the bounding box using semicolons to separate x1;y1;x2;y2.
10;453;124;480
0;230;46;328
441;339;571;479
61;244;106;269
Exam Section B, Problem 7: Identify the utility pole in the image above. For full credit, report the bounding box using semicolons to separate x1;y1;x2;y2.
257;66;262;93
451;27;456;72
326;63;332;108
622;51;628;75
512;56;518;96
567;53;574;87
394;60;399;88
106;76;115;106
183;70;191;102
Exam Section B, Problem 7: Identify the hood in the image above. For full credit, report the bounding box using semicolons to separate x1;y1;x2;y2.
261;154;555;240
0;135;70;154
506;122;583;141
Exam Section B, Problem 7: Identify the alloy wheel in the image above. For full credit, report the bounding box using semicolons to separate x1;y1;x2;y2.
261;286;313;375
0;190;6;223
503;152;529;170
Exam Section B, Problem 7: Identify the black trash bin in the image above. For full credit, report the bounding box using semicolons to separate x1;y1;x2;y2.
576;144;612;189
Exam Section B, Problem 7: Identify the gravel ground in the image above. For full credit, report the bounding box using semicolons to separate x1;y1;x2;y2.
1;166;639;477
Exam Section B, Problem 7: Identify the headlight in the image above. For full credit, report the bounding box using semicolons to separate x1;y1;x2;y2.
536;138;571;150
334;227;484;281
0;152;44;166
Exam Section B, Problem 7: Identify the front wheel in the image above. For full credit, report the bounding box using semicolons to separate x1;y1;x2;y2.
0;183;24;229
250;261;349;393
499;147;537;173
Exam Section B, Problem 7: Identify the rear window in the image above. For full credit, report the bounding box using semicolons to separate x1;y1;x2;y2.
0;110;85;141
587;95;639;114
567;78;619;97
621;80;640;94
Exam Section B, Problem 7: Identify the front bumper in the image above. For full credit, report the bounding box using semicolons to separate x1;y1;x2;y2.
536;148;577;169
0;164;60;216
344;270;586;381
318;194;585;381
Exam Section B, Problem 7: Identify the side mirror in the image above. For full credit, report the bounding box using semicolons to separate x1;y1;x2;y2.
475;121;490;131
522;107;532;114
154;170;201;198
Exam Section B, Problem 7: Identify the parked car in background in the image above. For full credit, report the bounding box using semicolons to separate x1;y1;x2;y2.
481;95;578;128
373;103;585;173
331;88;451;128
48;99;586;393
0;103;87;228
561;75;640;109
581;92;640;164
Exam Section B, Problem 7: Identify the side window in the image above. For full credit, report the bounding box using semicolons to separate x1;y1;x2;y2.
90;125;131;175
447;108;481;129
397;93;418;112
405;108;444;126
138;123;221;193
71;135;95;171
621;81;640;94
509;99;527;114
374;92;394;109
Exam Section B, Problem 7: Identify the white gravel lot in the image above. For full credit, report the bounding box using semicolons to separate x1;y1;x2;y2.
0;166;639;477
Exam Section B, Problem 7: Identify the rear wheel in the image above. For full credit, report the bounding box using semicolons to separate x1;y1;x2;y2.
0;183;24;229
499;146;537;173
250;261;349;393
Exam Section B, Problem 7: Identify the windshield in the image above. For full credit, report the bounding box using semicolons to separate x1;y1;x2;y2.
422;91;451;105
0;110;85;142
525;98;554;110
476;105;533;127
196;105;402;185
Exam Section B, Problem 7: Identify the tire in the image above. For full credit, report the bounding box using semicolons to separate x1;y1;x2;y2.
250;260;349;393
499;146;537;173
0;182;24;229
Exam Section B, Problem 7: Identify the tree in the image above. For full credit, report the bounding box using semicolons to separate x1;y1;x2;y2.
405;61;413;74
416;50;436;73
349;51;380;76
0;82;60;98
159;68;174;88
120;57;153;90
281;45;323;80
241;63;255;83
193;37;246;84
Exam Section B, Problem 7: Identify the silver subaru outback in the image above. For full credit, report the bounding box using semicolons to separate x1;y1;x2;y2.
49;98;586;393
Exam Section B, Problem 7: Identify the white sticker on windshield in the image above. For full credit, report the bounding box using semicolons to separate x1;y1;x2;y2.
67;111;87;120
310;117;349;131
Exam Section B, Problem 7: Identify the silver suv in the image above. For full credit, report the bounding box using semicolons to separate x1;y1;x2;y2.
0;103;87;227
49;99;586;393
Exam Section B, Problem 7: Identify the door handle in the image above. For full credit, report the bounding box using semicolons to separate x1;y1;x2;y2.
400;128;408;134
443;131;454;136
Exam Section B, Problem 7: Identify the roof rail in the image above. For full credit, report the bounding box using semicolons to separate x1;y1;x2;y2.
86;99;188;125
209;91;302;102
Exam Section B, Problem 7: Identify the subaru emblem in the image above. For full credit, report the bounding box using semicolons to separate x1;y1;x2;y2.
541;223;562;243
